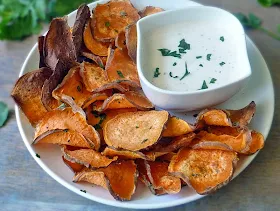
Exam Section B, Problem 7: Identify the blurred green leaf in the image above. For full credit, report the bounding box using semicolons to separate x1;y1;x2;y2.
258;0;280;7
0;102;9;127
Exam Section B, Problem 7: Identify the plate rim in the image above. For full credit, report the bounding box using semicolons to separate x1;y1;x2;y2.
14;0;275;209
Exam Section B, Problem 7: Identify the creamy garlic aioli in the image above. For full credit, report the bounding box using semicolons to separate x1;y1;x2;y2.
144;21;240;92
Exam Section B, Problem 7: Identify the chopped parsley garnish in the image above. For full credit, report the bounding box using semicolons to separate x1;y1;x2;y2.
117;70;124;78
77;85;82;92
180;62;190;80
169;72;178;78
120;11;127;17
91;110;99;118
93;113;107;130
105;21;110;27
196;56;202;59
207;54;212;61
219;62;226;66
158;48;181;58
58;103;66;110
153;67;160;78
179;48;187;54
199;64;203;67
142;139;148;143
178;39;190;51
94;124;102;130
136;126;139;128
220;36;225;42
36;153;40;158
173;62;177;66
99;63;105;69
63;129;69;132
200;80;208;90
210;78;217;84
80;190;87;193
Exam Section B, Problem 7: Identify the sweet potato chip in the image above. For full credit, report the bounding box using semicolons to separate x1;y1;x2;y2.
169;149;238;194
62;146;117;169
38;36;46;68
81;51;106;69
82;93;109;109
125;24;137;63
73;169;108;189
115;31;126;50
33;129;93;148
34;108;100;150
139;6;164;17
227;101;256;127
104;110;169;151
74;160;138;201
101;108;138;126
92;0;140;42
72;4;90;57
83;20;109;56
62;156;85;173
243;130;264;154
162;117;195;137
80;62;109;92
52;66;92;107
11;68;52;126
191;130;252;153
197;109;232;127
145;161;181;194
102;146;151;160
105;48;140;85
124;91;154;110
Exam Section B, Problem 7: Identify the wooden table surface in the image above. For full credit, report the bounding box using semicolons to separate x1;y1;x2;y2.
1;0;279;210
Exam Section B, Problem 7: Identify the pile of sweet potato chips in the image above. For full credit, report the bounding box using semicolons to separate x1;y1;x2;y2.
11;0;264;201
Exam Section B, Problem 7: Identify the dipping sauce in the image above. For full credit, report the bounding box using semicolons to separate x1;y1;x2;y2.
144;21;240;92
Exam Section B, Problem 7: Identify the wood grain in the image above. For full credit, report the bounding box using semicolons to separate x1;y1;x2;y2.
0;0;280;210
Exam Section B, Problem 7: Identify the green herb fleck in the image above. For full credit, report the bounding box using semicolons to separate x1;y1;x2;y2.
58;103;66;110
178;39;190;50
153;67;161;78
36;153;40;158
210;78;217;84
99;63;105;69
179;49;187;54
99;113;107;125
180;62;190;80
219;62;226;66
173;62;177;66
94;124;102;130
77;85;82;92
142;139;148;143
117;70;124;78
158;49;181;58
207;54;212;61
136;126;139;128
169;72;178;78
0;102;9;127
199;64;203;67
200;80;208;90
120;11;127;17
91;110;99;118
80;190;87;193
63;129;69;132
220;36;225;42
105;21;110;27
196;56;202;59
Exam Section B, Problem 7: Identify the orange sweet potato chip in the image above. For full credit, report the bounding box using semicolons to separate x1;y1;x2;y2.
105;48;140;85
82;93;109;109
125;23;137;63
145;161;181;194
139;6;164;17
168;148;238;194
83;20;109;56
104;110;169;151
243;130;264;154
33;129;94;148
162;117;195;137
102;146;151;160
92;0;140;42
191;130;252;153
52;66;92;107
80;62;109;92
62;146;117;169
115;31;126;50
34;108;100;151
11;68;52;126
62;156;85;173
74;160;138;201
197;109;232;127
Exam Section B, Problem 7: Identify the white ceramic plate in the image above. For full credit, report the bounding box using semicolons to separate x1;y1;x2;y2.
15;0;274;209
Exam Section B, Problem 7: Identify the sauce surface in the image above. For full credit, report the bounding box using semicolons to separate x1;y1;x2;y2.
143;21;240;92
